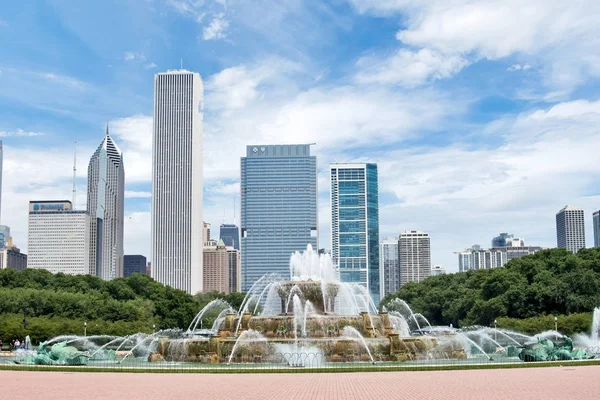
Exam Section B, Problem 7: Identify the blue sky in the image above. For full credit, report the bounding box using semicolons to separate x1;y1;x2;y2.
1;0;600;272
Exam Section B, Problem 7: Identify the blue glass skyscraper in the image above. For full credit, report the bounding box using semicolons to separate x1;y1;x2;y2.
241;145;318;291
330;163;380;304
219;223;240;250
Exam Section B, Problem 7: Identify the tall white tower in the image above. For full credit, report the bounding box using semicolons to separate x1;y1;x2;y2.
151;70;203;294
556;205;585;253
87;126;125;279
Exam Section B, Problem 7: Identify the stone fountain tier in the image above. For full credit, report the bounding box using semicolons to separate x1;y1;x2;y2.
276;280;340;314
155;335;444;364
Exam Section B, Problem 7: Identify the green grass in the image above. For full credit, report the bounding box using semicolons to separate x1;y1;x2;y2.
1;359;600;374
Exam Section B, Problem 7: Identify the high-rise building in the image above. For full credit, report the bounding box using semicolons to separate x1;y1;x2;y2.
203;222;211;242
123;255;148;277
0;225;10;247
399;231;430;287
431;265;447;276
593;210;600;248
457;244;543;271
330;163;380;304
241;144;317;291
151;70;204;294
203;239;230;293
227;246;241;293
492;233;513;247
379;238;399;300
87;128;125;280
0;140;3;222
219;223;240;250
0;236;27;271
27;200;88;274
556;205;586;253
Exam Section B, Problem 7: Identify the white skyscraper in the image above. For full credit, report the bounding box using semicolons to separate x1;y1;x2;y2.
87;128;125;280
379;238;399;300
556;205;585;253
0;140;3;223
151;70;204;294
399;231;431;286
27;201;89;274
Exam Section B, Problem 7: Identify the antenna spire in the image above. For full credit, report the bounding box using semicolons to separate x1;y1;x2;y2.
180;58;183;69
72;138;77;208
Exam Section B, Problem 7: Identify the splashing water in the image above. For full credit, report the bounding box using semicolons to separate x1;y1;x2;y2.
341;326;375;363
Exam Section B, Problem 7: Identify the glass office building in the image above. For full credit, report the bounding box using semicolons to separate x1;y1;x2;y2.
240;144;318;291
219;223;240;250
330;163;380;305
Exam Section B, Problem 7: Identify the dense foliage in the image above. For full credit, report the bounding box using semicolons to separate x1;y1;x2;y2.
0;269;245;344
381;248;600;329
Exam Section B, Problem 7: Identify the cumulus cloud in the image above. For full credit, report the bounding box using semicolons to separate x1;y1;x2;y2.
348;0;600;92
202;14;229;40
0;129;44;137
355;48;469;86
508;64;532;72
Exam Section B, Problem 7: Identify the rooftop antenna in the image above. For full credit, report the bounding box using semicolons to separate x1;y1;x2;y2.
72;137;77;208
180;58;183;70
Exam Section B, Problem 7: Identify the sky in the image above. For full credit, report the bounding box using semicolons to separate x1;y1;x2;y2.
1;0;600;272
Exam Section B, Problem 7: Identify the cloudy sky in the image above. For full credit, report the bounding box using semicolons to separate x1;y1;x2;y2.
1;0;599;272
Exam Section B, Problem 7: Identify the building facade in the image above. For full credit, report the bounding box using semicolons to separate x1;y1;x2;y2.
203;239;230;293
379;238;399;300
123;255;148;277
27;200;88;274
0;237;27;271
593;210;600;248
227;246;241;292
203;222;211;242
431;265;447;276
457;244;543;271
0;140;3;223
219;223;240;250
399;231;431;287
0;225;10;248
330;163;380;304
151;70;204;294
556;205;586;253
87;128;125;280
241;144;318;291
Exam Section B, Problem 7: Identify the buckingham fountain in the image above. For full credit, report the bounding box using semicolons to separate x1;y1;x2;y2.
6;245;599;368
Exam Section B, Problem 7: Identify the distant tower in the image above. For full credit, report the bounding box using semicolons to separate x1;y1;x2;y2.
330;163;380;304
556;205;585;253
151;69;204;294
398;231;431;286
594;210;600;248
0;140;3;223
87;125;125;279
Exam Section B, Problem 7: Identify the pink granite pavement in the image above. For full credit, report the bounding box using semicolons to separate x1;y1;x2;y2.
1;366;599;399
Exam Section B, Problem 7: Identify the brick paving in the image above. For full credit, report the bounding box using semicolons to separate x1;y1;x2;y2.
1;366;599;400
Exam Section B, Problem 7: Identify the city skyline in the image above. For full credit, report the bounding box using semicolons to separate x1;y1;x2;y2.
2;2;600;273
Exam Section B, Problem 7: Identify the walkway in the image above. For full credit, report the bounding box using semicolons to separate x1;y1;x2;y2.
1;365;598;399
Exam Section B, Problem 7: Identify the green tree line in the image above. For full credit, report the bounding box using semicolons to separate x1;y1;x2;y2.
381;248;600;330
0;268;245;344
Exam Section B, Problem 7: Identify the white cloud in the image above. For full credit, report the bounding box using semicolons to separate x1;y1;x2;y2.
124;211;151;256
0;129;44;137
202;14;229;40
348;0;600;92
144;62;158;69
42;73;87;90
110;115;153;183
355;48;469;86
508;64;532;72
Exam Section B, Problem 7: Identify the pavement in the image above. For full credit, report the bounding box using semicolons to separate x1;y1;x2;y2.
1;365;599;399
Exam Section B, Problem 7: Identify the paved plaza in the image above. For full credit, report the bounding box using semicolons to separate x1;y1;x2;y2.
1;366;599;399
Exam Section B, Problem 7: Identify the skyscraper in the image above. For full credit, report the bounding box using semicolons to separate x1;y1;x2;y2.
87;128;125;280
330;163;380;304
123;255;148;277
556;205;586;253
219;223;240;250
152;70;204;294
379;238;399;300
0;140;3;222
241;144;317;291
203;221;211;243
398;231;430;286
203;239;230;293
593;210;600;248
27;200;88;274
0;225;10;248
